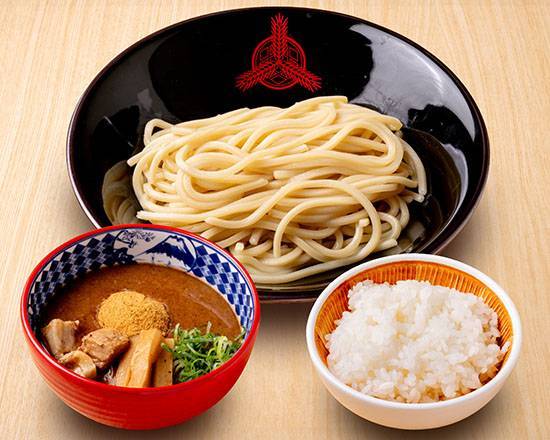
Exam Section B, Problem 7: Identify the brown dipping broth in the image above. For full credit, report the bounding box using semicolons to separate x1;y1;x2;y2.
43;264;242;343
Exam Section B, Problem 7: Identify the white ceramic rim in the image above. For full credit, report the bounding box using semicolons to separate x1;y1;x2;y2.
305;253;522;410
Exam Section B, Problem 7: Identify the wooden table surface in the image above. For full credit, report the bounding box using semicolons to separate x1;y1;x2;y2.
1;1;548;438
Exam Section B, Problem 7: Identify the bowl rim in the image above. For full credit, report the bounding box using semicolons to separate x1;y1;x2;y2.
305;253;522;410
66;6;490;301
20;223;260;393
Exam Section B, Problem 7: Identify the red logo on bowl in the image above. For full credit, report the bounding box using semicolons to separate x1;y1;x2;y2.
236;14;321;92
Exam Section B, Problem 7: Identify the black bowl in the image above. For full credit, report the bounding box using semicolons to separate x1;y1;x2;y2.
67;7;489;302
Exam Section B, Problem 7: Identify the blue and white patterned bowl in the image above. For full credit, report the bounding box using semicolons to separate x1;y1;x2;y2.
25;224;257;334
21;224;260;429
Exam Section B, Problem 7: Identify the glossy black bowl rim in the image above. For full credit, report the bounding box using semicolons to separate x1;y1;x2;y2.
66;6;490;302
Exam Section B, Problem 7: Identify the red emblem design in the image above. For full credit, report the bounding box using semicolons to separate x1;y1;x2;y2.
236;14;322;92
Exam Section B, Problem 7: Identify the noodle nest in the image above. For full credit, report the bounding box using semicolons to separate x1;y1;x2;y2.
127;96;427;284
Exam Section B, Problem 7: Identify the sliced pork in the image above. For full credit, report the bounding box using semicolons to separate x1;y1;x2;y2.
58;350;97;379
79;328;130;369
41;319;79;359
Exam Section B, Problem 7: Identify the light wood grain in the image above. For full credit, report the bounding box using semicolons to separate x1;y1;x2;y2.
1;1;548;438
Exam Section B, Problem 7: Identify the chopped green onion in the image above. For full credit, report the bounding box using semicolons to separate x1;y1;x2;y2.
163;323;244;383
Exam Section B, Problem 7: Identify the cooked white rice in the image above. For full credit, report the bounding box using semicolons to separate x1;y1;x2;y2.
326;280;508;403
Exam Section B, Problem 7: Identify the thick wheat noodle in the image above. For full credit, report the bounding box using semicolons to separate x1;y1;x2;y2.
127;96;427;284
249;228;265;246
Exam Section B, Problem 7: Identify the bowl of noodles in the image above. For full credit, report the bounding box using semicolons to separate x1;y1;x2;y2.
67;7;489;301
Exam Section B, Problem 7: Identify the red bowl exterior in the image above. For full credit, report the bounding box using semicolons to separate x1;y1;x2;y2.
20;224;260;430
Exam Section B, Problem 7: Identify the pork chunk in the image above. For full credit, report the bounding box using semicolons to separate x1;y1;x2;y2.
79;328;130;369
58;350;97;379
41;319;79;359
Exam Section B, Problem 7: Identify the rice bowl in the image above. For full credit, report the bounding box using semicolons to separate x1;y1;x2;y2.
306;254;521;430
326;280;509;403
